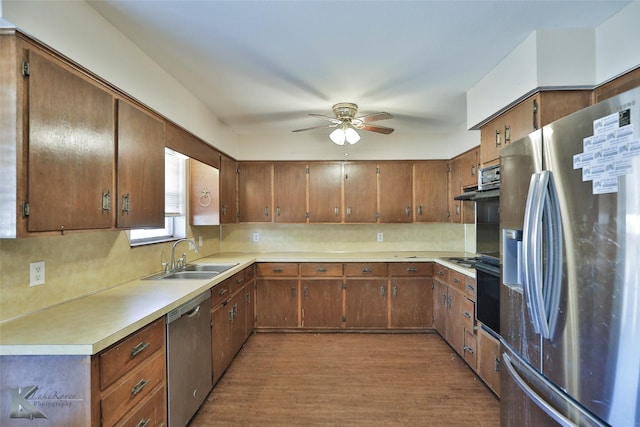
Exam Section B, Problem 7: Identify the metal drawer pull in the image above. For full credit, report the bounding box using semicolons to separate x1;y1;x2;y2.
464;345;474;354
291;287;296;297
467;285;475;291
102;191;111;212
453;277;460;283
264;206;270;216
316;267;327;273
361;267;373;273
229;309;234;321
405;207;411;216
393;286;398;297
272;267;283;273
131;379;149;396
380;286;385;297
218;288;228;296
236;277;244;284
334;207;339;216
407;267;418;273
276;206;281;216
417;205;423;216
464;311;472;319
130;342;149;357
135;419;151;427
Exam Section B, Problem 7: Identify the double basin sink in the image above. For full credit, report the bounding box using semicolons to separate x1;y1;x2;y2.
144;263;238;281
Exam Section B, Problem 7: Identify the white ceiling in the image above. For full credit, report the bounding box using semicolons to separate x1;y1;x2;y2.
87;0;631;139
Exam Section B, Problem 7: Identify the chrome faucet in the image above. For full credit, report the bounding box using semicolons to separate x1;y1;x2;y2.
170;238;199;272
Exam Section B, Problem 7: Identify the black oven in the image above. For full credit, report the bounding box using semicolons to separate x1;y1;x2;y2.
475;255;501;335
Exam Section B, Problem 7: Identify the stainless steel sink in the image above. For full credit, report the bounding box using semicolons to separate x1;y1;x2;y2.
184;263;238;273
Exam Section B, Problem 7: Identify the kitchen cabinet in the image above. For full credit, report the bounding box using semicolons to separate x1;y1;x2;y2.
413;161;449;222
273;162;308;222
378;162;413;223
189;158;220;225
219;154;238;223
308;162;343;222
344;263;388;327
448;148;478;225
255;263;299;327
593;67;640;103
243;264;256;340
237;162;273;222
115;99;165;229
343;162;378;223
459;147;480;189
480;90;591;166
447;157;462;223
478;326;501;397
300;263;343;328
23;47;115;233
389;262;433;328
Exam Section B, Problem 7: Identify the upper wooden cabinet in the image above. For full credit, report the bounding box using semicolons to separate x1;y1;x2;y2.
459;147;479;189
480;90;591;166
238;162;273;222
25;48;115;233
593;67;640;103
413;161;448;222
308;162;342;223
447;157;462;224
273;162;307;222
378;162;413;223
219;154;238;223
343;162;378;223
189;158;220;225
116;99;165;229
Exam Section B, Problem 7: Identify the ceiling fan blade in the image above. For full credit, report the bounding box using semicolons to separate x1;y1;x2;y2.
355;112;393;123
308;113;341;124
360;123;395;134
292;123;338;133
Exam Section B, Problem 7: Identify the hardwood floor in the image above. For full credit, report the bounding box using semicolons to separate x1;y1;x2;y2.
189;332;500;426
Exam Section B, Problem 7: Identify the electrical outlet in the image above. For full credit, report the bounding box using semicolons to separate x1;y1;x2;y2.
252;232;260;243
198;236;203;246
377;232;384;242
30;261;45;286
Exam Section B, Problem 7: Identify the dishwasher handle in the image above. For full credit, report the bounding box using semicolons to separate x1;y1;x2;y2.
167;290;211;324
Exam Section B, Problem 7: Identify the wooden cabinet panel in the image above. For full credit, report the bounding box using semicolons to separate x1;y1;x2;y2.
116;99;165;229
343;162;377;223
256;262;299;277
388;262;433;277
114;384;166;427
478;327;501;396
432;279;448;337
189;158;220;225
447;285;466;356
308;162;342;222
345;279;388;327
255;279;299;327
274;162;307;222
459;147;479;189
447;158;461;223
344;262;388;277
378;162;412;223
593;67;640;102
238;162;273;222
244;276;256;340
463;330;477;370
300;263;343;276
27;49;115;232
301;279;343;327
219;154;237;223
413;161;448;222
212;294;233;384
390;277;432;328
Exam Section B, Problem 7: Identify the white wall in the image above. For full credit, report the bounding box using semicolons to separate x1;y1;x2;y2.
0;0;240;157
467;2;640;128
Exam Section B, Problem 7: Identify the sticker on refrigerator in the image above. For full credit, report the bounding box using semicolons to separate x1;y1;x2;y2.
573;109;639;194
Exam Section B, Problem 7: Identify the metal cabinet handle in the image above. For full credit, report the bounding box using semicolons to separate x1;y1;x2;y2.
131;378;149;396
316;267;327;273
380;286;385;297
464;311;472;319
495;130;502;147
471;164;476;177
272;267;283;273
453;277;460;284
121;193;130;213
505;125;511;144
407;267;418;273
464;345;475;354
102;191;111;212
405;207;411;216
135;419;151;427
494;357;501;372
130;341;149;357
303;287;309;298
532;99;539;130
417;205;423;216
218;288;228;296
361;267;373;273
228;308;234;321
291;287;296;297
346;207;352;216
393;286;398;297
264;206;270;216
466;284;475;292
334;207;339;216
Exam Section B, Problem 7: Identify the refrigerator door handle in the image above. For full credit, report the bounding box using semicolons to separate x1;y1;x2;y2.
523;172;544;335
503;351;608;427
541;171;563;340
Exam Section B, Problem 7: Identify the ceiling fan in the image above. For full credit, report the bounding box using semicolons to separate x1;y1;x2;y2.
292;102;394;145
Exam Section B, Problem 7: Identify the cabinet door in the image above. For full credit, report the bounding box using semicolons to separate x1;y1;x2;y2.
344;279;388;327
390;277;432;328
432;279;448;337
230;289;247;356
478;327;501;396
480;115;503;167
27;50;114;232
274;162;307;222
219;155;237;223
212;300;233;384
238;162;273;222
116;99;165;228
459;147;479;189
378;162;412;223
301;279;343;327
189;159;220;225
446;285;466;356
413;161;448;222
308;162;342;222
343;162;377;223
255;279;298;327
447;158;462;223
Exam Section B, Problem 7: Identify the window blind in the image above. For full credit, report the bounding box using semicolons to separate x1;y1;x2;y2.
165;148;184;216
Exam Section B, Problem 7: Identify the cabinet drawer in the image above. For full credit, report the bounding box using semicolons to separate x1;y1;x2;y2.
344;263;388;277
300;263;343;277
101;351;166;427
100;319;165;390
114;384;166;427
449;270;466;292
388;262;433;277
229;271;245;293
256;263;299;277
461;297;475;332
463;330;477;370
464;276;477;300
211;281;231;307
434;265;449;284
244;264;256;282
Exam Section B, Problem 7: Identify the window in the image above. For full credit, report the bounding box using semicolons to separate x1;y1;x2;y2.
129;148;187;246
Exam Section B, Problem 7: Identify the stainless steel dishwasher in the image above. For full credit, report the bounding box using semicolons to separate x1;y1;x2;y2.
166;290;212;426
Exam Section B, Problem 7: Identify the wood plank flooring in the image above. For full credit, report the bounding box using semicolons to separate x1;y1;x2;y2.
189;332;500;426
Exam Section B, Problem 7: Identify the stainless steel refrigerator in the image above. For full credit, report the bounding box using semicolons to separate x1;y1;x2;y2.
500;87;640;427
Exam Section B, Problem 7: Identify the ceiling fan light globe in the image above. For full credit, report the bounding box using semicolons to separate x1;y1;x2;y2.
345;127;360;144
329;128;346;145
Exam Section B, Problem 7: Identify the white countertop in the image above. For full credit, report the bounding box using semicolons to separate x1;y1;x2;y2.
0;251;475;356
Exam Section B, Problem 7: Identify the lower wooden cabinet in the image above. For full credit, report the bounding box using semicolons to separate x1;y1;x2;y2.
255;278;299;327
301;278;343;327
344;278;388;328
478;326;501;396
